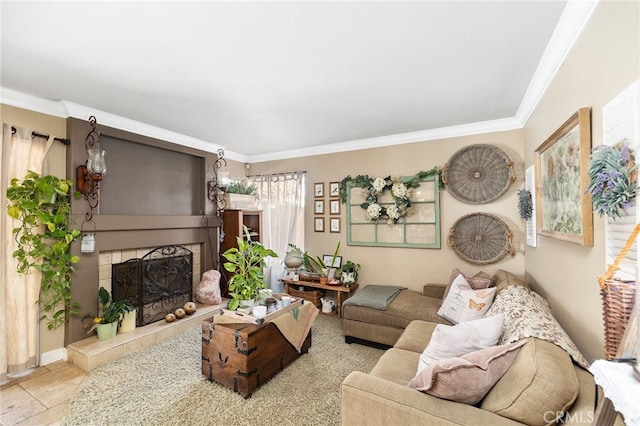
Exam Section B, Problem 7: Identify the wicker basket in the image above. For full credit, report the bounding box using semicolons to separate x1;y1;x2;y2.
598;224;639;360
288;287;323;308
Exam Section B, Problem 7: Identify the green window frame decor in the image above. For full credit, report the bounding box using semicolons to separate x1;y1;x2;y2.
341;170;441;248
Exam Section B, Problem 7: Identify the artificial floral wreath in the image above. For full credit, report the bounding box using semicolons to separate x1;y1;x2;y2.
339;168;442;225
586;140;638;218
517;189;533;220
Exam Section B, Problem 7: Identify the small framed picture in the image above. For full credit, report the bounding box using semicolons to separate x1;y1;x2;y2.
322;254;342;268
329;199;340;215
314;199;325;214
330;217;341;233
314;182;324;198
314;217;325;232
329;182;340;197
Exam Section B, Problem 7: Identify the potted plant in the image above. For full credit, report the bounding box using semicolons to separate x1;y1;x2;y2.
340;260;360;287
84;287;135;340
225;178;259;209
222;226;278;311
6;171;82;329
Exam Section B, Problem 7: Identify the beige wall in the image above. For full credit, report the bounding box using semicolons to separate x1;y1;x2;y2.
251;129;525;290
523;0;639;362
1;104;67;356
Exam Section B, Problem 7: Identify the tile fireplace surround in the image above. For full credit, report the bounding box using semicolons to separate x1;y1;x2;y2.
67;244;226;372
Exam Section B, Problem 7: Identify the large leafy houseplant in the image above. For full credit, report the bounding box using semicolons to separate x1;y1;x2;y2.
6;171;81;329
222;226;278;310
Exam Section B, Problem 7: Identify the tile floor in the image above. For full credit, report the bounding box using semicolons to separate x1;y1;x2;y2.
0;361;85;426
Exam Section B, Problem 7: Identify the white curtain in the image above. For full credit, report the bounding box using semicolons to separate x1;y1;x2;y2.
252;172;305;293
1;124;54;384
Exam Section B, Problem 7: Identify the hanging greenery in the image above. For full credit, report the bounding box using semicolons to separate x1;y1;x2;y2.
338;168;442;225
586;140;638;219
6;171;82;329
517;189;533;220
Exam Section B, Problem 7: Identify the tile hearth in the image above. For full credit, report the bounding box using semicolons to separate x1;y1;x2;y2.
67;301;226;372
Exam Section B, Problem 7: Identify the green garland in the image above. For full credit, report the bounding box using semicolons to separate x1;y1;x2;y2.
338;168;442;224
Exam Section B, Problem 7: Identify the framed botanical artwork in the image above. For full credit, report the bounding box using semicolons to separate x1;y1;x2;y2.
314;217;325;232
322;254;342;268
330;217;341;233
329;199;340;215
314;182;324;198
329;182;340;197
314;199;325;214
534;107;593;246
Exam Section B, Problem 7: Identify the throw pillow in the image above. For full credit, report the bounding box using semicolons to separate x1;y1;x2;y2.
417;313;504;373
442;268;493;302
437;274;496;324
408;339;527;405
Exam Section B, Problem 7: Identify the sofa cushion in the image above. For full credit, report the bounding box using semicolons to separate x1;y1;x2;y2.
370;348;420;386
408;339;527;404
480;337;579;426
343;289;450;330
437;274;496;324
394;320;438;353
417;314;504;372
492;269;529;295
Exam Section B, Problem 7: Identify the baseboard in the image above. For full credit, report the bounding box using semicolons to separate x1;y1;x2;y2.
40;347;68;366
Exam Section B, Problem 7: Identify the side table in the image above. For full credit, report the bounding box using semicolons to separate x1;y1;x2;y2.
280;279;358;319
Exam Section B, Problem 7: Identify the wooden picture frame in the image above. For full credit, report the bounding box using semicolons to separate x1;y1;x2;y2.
314;182;324;198
330;217;341;233
534;107;593;246
314;217;325;232
329;182;340;197
329;199;340;215
314;199;325;214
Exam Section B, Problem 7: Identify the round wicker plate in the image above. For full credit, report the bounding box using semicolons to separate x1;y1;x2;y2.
443;144;515;204
448;213;515;265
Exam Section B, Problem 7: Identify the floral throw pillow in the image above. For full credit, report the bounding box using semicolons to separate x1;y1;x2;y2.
485;285;589;368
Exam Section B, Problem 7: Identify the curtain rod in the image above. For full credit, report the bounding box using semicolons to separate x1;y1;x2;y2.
248;170;307;178
11;126;71;145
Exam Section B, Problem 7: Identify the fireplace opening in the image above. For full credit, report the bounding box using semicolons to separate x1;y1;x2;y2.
112;245;193;326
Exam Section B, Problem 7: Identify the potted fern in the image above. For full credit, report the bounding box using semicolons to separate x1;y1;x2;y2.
6;171;82;329
222;226;278;311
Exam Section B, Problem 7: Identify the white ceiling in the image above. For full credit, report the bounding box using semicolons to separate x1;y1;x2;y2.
1;1;598;162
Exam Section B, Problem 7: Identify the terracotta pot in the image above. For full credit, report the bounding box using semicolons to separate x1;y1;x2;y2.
319;277;328;285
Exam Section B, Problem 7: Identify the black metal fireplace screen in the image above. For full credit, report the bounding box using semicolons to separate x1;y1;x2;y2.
112;245;193;326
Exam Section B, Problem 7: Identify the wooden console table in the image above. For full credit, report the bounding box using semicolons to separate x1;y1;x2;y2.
280;279;358;319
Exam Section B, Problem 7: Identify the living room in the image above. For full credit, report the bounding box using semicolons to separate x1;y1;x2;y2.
1;0;638;424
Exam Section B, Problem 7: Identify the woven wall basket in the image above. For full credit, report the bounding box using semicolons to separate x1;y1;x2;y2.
447;213;515;265
443;144;515;204
598;223;639;360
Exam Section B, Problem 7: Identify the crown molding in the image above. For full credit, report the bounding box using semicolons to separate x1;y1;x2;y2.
516;0;600;126
247;117;523;163
1;87;68;117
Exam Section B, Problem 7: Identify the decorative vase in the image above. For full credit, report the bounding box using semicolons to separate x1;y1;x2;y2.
95;322;118;340
118;309;137;334
327;268;337;281
284;251;304;269
342;272;356;285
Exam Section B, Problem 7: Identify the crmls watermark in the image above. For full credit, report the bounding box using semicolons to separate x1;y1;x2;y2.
544;411;595;424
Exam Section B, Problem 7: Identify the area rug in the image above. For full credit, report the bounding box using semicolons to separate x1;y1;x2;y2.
62;314;384;426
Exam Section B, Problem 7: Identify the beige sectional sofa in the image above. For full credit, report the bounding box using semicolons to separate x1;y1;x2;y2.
340;270;603;425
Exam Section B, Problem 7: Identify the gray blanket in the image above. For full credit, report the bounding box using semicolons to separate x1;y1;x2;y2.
342;285;406;316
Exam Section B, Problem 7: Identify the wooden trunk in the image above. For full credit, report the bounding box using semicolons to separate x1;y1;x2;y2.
201;318;312;398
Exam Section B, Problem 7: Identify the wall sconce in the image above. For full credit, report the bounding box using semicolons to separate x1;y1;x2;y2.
207;148;228;213
76;116;107;220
